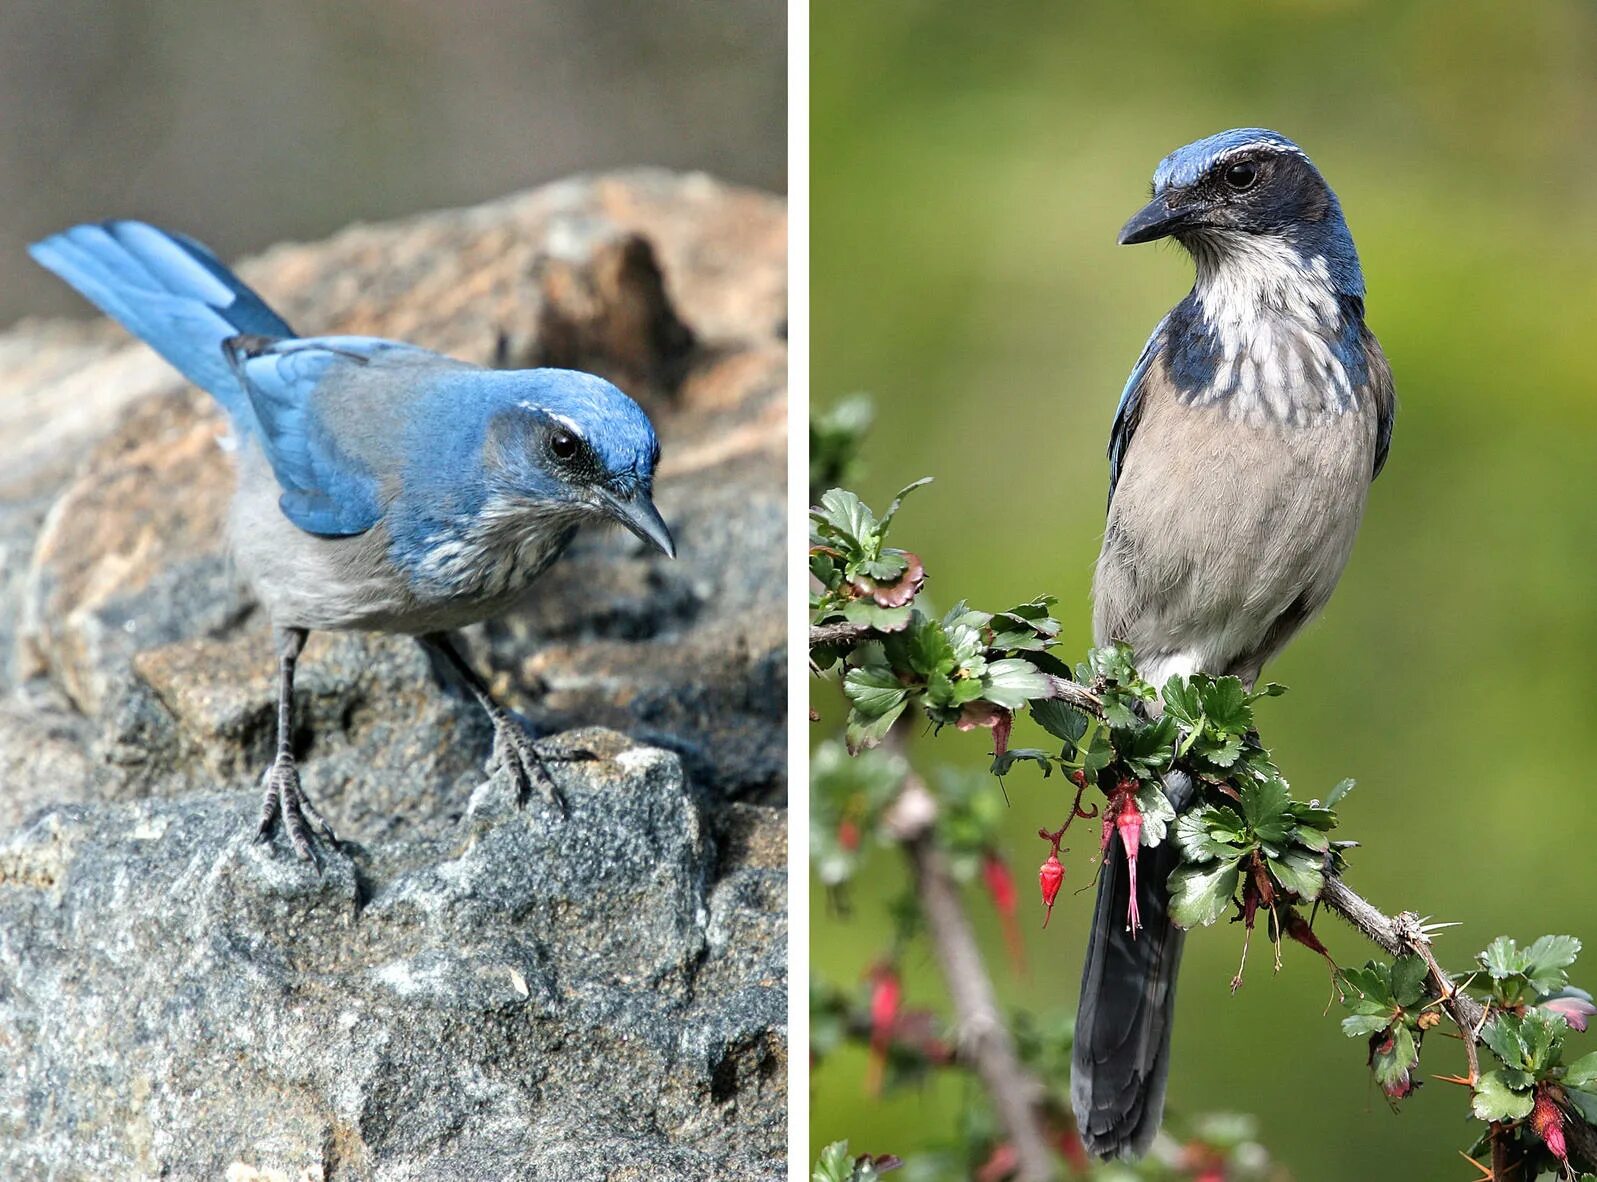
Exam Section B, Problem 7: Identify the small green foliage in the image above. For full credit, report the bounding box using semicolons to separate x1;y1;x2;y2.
1470;1070;1536;1122
811;741;908;888
809;466;1597;1173
1457;935;1597;1149
1478;934;1582;1005
810;395;876;494
812;1140;901;1182
1169;858;1243;929
1338;956;1432;1102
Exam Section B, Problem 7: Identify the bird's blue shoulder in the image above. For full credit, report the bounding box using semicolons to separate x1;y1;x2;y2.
226;335;432;536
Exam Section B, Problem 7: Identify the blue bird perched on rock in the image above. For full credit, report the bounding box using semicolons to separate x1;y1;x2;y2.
1073;130;1395;1158
31;221;675;863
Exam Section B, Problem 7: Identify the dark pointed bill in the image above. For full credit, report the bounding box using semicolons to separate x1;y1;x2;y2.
1117;197;1191;246
599;488;676;558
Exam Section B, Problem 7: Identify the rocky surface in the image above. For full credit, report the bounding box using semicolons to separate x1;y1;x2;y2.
0;171;786;1180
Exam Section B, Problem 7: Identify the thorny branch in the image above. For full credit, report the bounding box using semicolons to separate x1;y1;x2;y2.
881;746;1059;1182
810;620;1597;1177
1318;877;1597;1174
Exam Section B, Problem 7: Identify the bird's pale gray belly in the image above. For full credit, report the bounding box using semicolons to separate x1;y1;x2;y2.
227;443;553;633
1093;379;1376;685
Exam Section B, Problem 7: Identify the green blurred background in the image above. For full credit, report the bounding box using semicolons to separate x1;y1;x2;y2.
811;1;1597;1177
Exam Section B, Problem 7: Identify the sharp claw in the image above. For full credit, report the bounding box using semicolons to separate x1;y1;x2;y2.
254;757;337;864
492;716;568;817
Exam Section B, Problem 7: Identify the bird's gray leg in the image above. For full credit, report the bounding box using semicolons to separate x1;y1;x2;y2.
254;626;337;862
418;632;573;816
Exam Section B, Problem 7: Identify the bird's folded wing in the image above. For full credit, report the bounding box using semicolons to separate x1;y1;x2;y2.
1107;313;1171;507
224;336;424;537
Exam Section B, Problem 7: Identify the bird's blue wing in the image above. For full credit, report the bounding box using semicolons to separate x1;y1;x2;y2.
225;336;424;537
1107;314;1170;508
29;221;293;422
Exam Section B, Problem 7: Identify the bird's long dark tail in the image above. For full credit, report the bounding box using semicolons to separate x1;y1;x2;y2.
29;221;293;423
1070;770;1195;1159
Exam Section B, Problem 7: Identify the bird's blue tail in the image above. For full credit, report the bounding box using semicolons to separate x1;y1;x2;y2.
29;221;294;424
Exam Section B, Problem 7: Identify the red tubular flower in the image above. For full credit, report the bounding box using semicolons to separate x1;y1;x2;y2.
1532;1087;1568;1164
1038;851;1064;928
982;852;1026;974
837;817;860;853
1111;787;1144;934
865;962;901;1095
974;1141;1018;1182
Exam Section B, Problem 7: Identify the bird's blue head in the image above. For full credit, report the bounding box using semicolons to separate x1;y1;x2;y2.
1119;128;1363;298
482;368;673;558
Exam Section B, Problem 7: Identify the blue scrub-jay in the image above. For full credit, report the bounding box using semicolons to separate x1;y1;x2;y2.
31;222;674;862
1072;130;1395;1157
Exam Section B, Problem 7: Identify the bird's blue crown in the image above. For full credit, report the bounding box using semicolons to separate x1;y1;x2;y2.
1151;128;1308;195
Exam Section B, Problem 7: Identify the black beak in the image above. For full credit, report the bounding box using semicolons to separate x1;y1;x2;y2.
1117;195;1192;246
600;488;676;558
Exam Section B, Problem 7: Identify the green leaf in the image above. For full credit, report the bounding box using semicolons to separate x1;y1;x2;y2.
1240;778;1292;845
843;663;908;719
1565;1050;1597;1092
1519;1006;1567;1071
854;552;908;582
981;658;1051;709
813;1141;856;1182
1342;963;1396;1008
1525;935;1582;995
845;700;906;755
813;489;877;551
1175;806;1248;863
841;599;912;632
1480;1015;1527;1069
877;477;932;534
1471;1070;1536;1122
1197;675;1253;733
990;748;1054;778
1160;676;1202;726
904;616;955;678
1030;699;1088;745
1135;781;1177;847
1323;778;1356;808
1341;1012;1394;1038
1481;936;1528;981
1372;1022;1418;1089
1269;848;1326;901
1169;858;1241;928
1388;955;1429;1009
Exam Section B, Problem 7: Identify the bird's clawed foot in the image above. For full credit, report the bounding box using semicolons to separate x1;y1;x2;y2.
491;716;591;817
254;755;339;866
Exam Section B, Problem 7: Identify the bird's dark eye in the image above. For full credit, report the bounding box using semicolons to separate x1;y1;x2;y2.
551;430;579;460
1223;161;1259;191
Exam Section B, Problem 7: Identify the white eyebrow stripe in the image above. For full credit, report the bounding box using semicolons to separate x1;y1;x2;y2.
549;413;585;438
514;402;588;439
1214;141;1308;164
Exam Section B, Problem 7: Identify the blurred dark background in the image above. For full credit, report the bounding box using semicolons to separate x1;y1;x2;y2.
812;1;1597;1178
0;0;785;326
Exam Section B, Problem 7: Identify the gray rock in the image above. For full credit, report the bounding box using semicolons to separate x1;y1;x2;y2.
0;172;786;1179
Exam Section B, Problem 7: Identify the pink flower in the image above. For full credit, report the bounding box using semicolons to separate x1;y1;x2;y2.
1542;996;1597;1033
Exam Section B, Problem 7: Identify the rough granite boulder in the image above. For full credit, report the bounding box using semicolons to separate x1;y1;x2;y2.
0;170;786;1180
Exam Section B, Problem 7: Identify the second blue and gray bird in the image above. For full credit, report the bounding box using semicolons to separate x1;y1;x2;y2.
32;222;675;861
1073;131;1395;1157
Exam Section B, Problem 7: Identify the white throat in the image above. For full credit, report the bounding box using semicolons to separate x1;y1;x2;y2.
1183;231;1353;422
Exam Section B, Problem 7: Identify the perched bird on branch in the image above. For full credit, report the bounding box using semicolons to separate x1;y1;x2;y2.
1073;130;1395;1157
31;222;675;863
